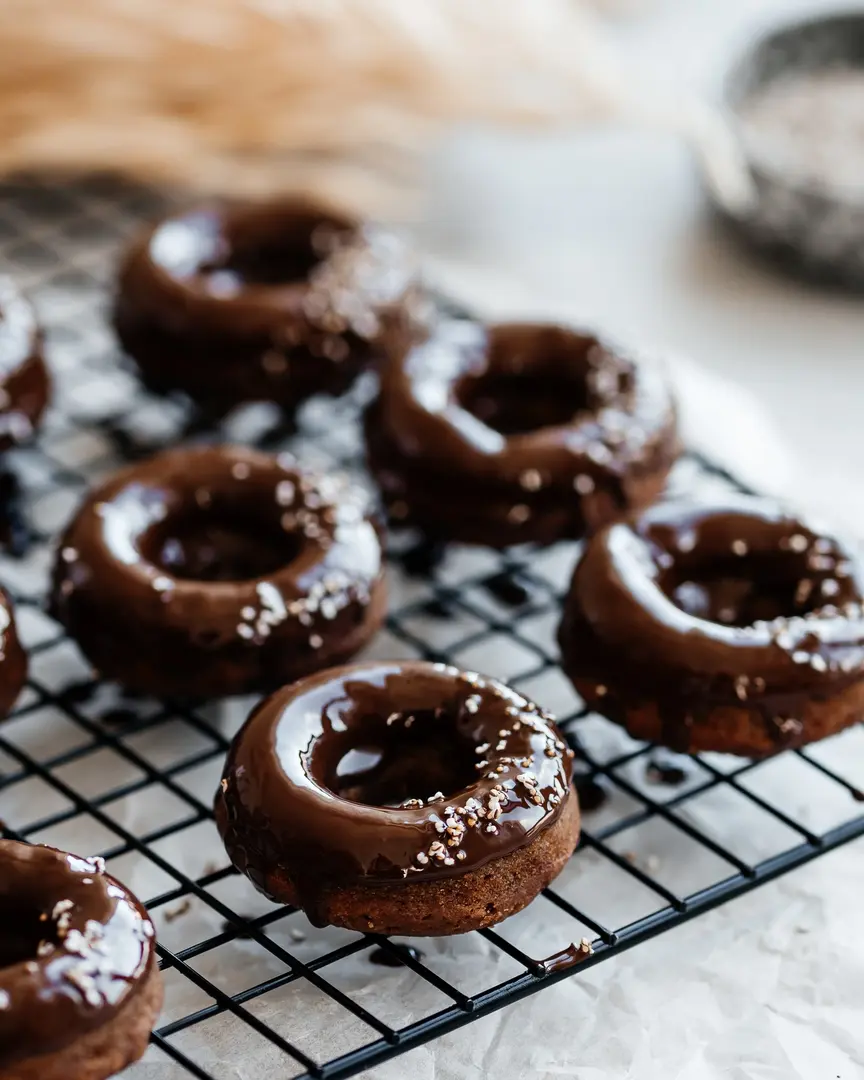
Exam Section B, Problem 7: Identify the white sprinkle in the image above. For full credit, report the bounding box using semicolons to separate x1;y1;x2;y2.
811;654;828;672
574;474;595;496
231;462;251;480
507;504;531;525
152;576;173;592
821;579;840;597
520;469;543;492
237;624;254;640
61;546;78;563
792;650;811;664
788;533;809;553
677;531;697;553
595;684;608;697
276;480;296;506
0;990;8;1009
241;606;256;620
732;540;748;556
309;634;323;649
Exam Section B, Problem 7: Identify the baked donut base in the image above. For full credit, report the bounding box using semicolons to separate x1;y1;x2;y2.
1;964;163;1080
63;591;386;700
575;679;864;758
257;794;580;936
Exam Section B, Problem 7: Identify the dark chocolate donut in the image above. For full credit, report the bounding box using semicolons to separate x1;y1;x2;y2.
114;197;418;415
215;661;579;936
0;840;162;1080
558;496;864;756
365;319;678;547
0;278;49;451
50;446;386;699
0;588;26;720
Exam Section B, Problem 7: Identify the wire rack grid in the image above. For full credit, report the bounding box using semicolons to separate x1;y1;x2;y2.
0;177;861;1080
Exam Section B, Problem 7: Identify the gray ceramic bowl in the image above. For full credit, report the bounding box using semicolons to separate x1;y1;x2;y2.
703;11;864;289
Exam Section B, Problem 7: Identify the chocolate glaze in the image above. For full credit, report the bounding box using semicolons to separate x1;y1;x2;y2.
50;445;386;699
0;841;157;1070
114;198;418;416
214;661;574;926
558;496;864;752
0;278;50;452
366;320;679;548
0;588;27;721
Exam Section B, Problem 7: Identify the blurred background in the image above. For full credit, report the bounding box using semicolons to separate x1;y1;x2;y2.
0;0;862;521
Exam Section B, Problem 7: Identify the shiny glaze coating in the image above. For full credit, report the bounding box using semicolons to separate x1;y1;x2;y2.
0;587;27;720
366;319;678;547
558;496;864;752
114;197;418;415
215;661;574;924
50;446;386;699
0;278;50;451
0;841;157;1070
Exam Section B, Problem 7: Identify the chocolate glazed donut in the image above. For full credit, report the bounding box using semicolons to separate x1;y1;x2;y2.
50;446;386;699
0;278;50;451
0;840;162;1080
215;661;579;936
365;319;678;547
0;588;26;720
558;496;864;756
114;197;418;416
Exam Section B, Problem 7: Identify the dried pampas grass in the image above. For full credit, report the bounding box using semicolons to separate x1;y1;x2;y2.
0;0;629;211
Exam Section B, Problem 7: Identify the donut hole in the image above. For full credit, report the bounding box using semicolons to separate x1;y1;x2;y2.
456;326;629;436
662;554;833;626
205;204;356;287
0;902;53;968
322;713;479;807
141;511;302;582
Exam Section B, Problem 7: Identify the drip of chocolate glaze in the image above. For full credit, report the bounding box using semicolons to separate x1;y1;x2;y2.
535;939;593;975
645;754;689;786
400;539;445;578
482;571;532;608
369;943;425;967
0;470;33;558
573;774;607;811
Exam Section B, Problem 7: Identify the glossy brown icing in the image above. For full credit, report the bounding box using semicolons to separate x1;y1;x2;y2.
559;496;864;752
114;197;418;415
50;445;386;698
0;841;157;1070
0;277;50;451
366;320;679;547
214;661;574;925
0;587;27;720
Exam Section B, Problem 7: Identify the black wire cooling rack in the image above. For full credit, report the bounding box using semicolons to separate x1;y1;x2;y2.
0;177;862;1080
